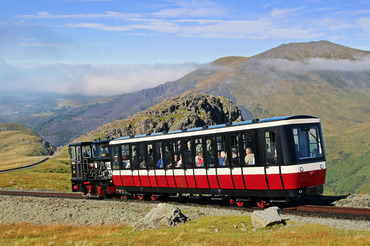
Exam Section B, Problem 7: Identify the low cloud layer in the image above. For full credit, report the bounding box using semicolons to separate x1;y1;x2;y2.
0;61;199;96
256;56;370;73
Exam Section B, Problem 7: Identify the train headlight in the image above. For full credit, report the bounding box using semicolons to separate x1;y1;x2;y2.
300;167;304;172
320;164;324;169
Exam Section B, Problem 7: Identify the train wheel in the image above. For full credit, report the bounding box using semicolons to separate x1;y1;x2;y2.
256;200;270;208
236;201;245;207
151;195;159;201
138;195;145;200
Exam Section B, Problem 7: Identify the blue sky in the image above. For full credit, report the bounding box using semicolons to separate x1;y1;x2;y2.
0;0;369;96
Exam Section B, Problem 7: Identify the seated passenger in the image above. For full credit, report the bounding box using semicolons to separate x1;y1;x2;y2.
140;160;147;169
195;152;204;167
245;147;255;165
219;151;227;166
123;161;130;169
157;157;163;168
113;156;119;169
175;154;183;168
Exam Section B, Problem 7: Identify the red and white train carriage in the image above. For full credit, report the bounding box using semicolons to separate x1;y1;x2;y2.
107;115;326;207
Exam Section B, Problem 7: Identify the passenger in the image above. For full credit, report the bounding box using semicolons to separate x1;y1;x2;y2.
113;156;119;169
244;147;255;165
176;154;183;168
123;160;130;169
219;151;227;166
140;160;147;169
157;156;163;168
167;155;177;168
195;152;204;167
232;148;238;159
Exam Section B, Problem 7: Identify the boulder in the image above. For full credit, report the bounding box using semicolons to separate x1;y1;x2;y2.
251;207;286;229
132;203;189;231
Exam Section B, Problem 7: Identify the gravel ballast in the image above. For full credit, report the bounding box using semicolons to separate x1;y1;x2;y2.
0;194;369;231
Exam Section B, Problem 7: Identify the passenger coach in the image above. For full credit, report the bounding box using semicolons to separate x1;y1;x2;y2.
109;115;326;207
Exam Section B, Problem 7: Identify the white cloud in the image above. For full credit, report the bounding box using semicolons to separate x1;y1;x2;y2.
257;56;370;73
358;17;370;36
270;6;306;18
66;23;130;31
0;62;199;96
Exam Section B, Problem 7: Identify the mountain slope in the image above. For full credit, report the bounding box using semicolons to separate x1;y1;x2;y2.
1;40;369;195
77;92;243;142
0;123;55;171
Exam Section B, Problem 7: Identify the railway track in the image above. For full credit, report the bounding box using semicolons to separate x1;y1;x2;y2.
282;205;370;221
0;189;369;221
0;189;82;199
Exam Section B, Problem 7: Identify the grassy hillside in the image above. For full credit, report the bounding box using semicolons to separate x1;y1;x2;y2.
324;123;370;194
0;123;69;191
225;68;370;194
0;123;55;171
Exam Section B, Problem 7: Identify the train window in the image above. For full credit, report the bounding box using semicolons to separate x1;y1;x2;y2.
173;140;183;169
242;131;256;166
76;146;81;162
265;131;278;165
216;135;228;167
69;147;76;160
131;145;138;169
138;143;147;169
82;146;91;158
205;137;215;167
195;138;204;167
155;141;163;168
230;134;240;167
93;143;110;158
164;142;173;168
112;145;120;170
293;126;323;160
121;144;130;169
147;144;154;169
183;139;193;168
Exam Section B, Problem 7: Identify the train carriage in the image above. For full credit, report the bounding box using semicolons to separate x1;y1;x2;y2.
108;115;326;207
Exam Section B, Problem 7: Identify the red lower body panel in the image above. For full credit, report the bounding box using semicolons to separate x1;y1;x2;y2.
218;175;234;189
282;169;326;189
244;175;268;190
174;175;187;188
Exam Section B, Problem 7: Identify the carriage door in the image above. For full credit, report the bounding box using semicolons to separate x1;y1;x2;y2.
262;128;283;190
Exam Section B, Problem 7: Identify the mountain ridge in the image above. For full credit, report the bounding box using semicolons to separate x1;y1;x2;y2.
0;40;369;194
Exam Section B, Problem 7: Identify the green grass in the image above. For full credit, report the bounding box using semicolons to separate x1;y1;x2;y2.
0;216;368;245
324;123;370;194
0;154;71;191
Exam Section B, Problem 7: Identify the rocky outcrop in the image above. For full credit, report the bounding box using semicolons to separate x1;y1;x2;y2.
82;92;243;141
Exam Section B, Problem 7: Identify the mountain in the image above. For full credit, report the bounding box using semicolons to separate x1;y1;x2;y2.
1;40;369;194
77;92;243;142
0;123;55;171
